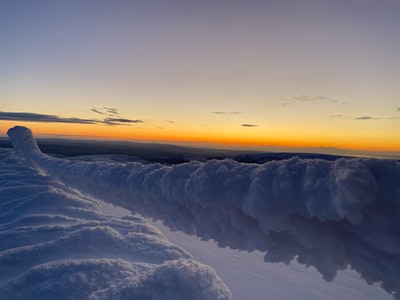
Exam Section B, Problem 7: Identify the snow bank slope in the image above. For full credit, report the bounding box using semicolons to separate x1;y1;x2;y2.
0;146;231;298
7;126;400;299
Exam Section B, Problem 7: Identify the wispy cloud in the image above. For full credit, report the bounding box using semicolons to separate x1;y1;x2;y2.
0;112;97;124
241;123;258;127
330;114;377;120
355;115;379;120
333;107;400;119
91;108;105;115
103;118;143;126
281;95;345;107
91;107;119;117
329;114;344;119
90;107;143;125
0;111;143;126
213;111;242;115
329;114;399;121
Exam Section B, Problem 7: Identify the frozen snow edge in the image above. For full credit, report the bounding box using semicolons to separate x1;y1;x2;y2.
7;126;400;299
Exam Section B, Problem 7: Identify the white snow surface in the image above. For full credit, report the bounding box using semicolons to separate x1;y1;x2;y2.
156;221;394;300
0;133;231;299
2;125;400;299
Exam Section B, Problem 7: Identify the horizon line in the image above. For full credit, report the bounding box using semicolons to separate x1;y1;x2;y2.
1;132;399;160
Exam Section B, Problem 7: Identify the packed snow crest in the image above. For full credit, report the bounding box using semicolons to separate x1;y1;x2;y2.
1;126;232;299
5;125;400;299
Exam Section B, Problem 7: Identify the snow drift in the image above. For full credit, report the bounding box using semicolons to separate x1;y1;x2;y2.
0;130;231;299
7;126;400;299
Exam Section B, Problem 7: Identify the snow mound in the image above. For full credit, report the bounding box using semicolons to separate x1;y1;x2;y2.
2;259;229;300
7;126;400;299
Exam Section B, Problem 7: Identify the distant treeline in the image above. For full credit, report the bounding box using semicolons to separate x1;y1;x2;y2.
0;137;343;164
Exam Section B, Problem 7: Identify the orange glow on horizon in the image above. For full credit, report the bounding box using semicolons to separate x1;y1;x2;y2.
1;121;400;154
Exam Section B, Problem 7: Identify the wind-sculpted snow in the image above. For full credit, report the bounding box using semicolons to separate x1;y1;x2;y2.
7;126;400;299
0;134;231;299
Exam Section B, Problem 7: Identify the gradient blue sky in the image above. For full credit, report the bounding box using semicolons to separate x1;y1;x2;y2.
1;0;400;152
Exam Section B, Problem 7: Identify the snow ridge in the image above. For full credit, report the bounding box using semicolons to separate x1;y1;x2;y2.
7;126;400;299
1;126;232;300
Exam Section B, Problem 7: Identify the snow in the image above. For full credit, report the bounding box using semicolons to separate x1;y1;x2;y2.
0;147;230;299
156;222;394;300
2;125;400;299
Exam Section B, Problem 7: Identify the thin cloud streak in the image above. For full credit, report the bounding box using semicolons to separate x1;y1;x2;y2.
330;114;400;121
281;95;346;107
355;115;379;120
90;108;106;115
0;111;97;124
0;111;143;126
91;107;120;117
330;114;377;120
241;124;258;127
329;114;344;119
213;111;242;115
103;118;143;126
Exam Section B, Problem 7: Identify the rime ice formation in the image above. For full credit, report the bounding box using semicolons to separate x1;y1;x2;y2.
1;127;232;300
6;126;400;299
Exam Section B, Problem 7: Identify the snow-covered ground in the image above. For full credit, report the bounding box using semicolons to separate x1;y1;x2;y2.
1;126;399;299
157;222;393;300
0;155;230;299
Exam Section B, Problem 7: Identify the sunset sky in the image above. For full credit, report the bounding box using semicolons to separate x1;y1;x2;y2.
1;0;400;153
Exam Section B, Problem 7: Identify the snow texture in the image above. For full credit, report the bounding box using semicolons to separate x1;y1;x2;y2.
6;126;400;299
0;128;231;299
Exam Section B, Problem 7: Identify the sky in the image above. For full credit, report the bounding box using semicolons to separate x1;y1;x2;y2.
1;0;400;153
